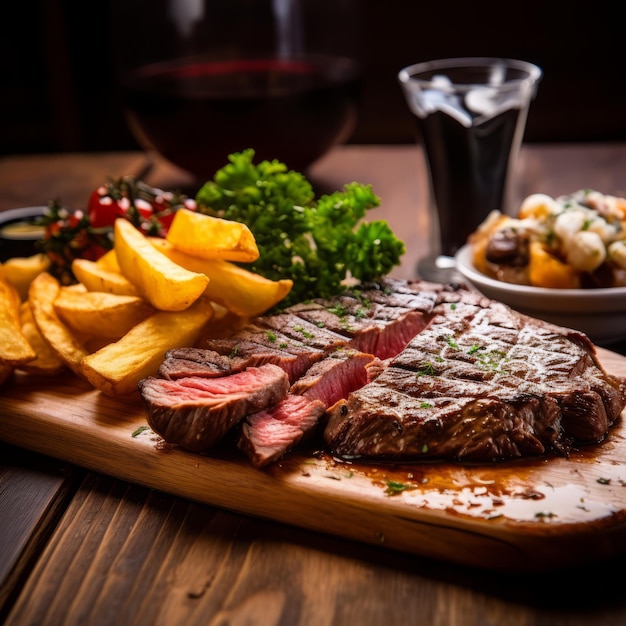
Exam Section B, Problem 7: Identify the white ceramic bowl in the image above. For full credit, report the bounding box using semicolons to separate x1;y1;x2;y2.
454;244;626;346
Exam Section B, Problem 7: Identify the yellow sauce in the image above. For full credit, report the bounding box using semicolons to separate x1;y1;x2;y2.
0;220;45;240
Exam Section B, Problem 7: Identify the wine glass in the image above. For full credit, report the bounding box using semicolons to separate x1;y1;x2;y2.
110;0;361;183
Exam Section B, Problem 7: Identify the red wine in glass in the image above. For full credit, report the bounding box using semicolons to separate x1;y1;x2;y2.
120;55;360;180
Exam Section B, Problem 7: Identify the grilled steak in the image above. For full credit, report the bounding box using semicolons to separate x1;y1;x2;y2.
239;395;326;468
159;339;322;384
199;326;326;383
286;299;428;359
289;349;376;407
140;278;626;466
139;364;289;452
324;289;626;461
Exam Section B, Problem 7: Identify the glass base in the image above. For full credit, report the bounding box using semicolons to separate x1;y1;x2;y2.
416;254;464;284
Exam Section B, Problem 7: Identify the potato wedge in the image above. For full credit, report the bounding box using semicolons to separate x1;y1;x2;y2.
80;296;214;396
114;218;209;311
166;208;259;262
18;301;66;375
28;271;89;376
95;248;121;272
72;258;141;297
54;288;155;338
150;238;292;317
0;275;37;366
2;253;51;301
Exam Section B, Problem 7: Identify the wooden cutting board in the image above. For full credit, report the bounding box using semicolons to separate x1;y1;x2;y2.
2;347;626;573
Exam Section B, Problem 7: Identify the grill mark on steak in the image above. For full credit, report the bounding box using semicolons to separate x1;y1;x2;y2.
139;363;290;452
256;313;349;353
238;395;326;468
323;383;563;460
161;335;324;384
287;287;431;359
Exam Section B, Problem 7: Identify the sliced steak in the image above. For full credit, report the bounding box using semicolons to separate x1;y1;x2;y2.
289;349;376;408
324;384;562;460
257;313;350;353
139;364;290;452
288;299;428;359
161;338;322;384
199;326;326;382
324;294;626;462
238;395;326;468
158;348;243;380
143;277;626;468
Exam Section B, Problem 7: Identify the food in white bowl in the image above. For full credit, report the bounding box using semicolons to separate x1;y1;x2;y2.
454;189;626;346
468;189;626;289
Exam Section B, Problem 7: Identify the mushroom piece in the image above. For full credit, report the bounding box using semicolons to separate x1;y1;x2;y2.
485;228;530;266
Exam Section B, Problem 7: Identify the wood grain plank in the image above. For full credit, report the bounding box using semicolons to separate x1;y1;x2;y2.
1;349;626;572
5;470;626;626
0;443;83;620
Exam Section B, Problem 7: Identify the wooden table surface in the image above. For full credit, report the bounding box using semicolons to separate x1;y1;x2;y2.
2;144;626;626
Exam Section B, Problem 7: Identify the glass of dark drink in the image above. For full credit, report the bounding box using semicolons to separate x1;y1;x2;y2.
111;0;361;183
398;58;542;282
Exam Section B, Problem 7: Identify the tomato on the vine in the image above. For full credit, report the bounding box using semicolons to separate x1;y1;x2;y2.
86;177;195;235
39;177;197;284
88;187;124;228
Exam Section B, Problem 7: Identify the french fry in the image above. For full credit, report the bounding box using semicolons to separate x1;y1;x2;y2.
0;275;37;366
150;238;292;317
166;208;259;263
28;271;89;377
95;248;121;272
72;258;141;297
18;301;66;375
80;296;215;396
114;218;209;312
2;253;51;301
54;288;156;338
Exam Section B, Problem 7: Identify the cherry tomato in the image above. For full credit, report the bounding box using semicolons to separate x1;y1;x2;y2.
131;198;155;220
88;187;124;228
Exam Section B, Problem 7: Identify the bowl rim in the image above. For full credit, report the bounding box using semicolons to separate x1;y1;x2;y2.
0;206;47;241
454;243;626;303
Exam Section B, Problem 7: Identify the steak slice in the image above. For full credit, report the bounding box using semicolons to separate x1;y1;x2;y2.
238;395;326;468
200;326;326;382
257;313;349;352
288;299;428;360
324;383;562;460
139;364;290;452
158;348;243;380
324;293;626;462
160;338;323;384
289;349;376;408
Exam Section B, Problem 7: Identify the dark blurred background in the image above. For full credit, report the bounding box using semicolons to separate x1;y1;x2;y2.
3;0;625;156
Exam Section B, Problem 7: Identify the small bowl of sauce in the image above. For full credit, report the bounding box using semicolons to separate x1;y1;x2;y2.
0;206;47;262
